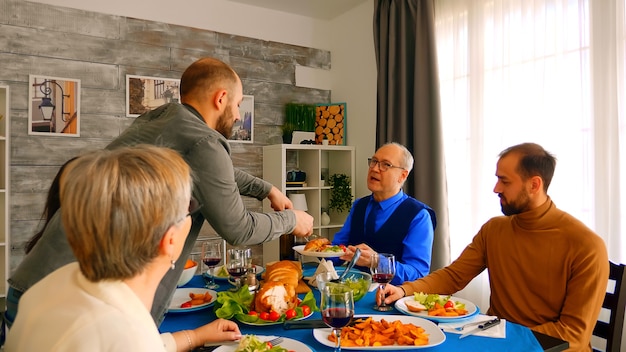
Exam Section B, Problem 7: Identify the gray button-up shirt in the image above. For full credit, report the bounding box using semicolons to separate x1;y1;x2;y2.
9;103;296;324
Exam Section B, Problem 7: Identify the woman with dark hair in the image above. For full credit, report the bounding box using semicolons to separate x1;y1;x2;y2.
24;157;77;254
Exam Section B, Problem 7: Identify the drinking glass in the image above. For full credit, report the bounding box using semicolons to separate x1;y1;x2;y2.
320;285;354;352
226;248;251;291
201;239;223;289
370;253;396;311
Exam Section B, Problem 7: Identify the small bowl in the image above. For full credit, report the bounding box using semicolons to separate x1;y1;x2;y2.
177;260;198;287
316;270;372;302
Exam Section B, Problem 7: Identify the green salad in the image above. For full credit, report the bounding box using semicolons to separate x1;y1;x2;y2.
214;286;318;324
235;335;288;352
413;292;466;310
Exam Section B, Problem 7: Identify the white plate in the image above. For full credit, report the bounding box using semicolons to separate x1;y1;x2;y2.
167;288;217;313
313;315;445;350
293;245;344;258
205;265;265;281
394;296;478;323
213;336;313;352
236;310;314;326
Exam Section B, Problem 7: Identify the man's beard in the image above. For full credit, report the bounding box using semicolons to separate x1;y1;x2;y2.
215;106;235;138
500;188;531;216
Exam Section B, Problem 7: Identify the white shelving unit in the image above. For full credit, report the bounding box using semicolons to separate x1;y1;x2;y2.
0;85;9;306
262;144;355;264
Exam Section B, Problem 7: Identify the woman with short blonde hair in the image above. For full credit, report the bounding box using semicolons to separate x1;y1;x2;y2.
6;145;241;351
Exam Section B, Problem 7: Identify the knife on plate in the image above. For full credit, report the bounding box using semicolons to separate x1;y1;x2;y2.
458;318;501;339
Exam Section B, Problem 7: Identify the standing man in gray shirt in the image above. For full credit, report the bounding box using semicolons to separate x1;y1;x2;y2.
7;57;314;326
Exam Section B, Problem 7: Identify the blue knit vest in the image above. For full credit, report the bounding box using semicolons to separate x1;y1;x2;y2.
348;195;436;266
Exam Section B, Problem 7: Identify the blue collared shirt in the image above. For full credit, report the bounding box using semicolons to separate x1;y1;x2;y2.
331;190;434;284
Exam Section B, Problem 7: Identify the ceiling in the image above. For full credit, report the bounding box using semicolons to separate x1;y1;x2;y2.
226;0;369;20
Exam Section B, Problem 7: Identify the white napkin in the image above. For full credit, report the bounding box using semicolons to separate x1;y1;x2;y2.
438;315;506;338
308;259;338;287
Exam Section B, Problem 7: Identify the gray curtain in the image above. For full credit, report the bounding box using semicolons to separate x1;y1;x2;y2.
373;0;450;270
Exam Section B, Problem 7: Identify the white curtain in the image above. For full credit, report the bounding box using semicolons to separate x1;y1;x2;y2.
434;0;626;312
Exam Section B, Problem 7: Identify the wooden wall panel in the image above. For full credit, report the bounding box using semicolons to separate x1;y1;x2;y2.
0;0;331;269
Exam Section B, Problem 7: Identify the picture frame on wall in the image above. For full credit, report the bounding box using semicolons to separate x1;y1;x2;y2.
28;75;81;137
228;95;254;143
126;75;180;117
315;102;346;145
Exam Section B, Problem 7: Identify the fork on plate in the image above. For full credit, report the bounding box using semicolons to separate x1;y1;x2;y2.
266;337;283;346
454;321;485;331
201;336;284;350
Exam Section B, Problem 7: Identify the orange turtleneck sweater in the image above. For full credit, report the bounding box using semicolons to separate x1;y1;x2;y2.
401;198;608;352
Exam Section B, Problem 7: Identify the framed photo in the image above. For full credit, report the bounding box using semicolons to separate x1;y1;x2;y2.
229;95;254;143
126;75;180;117
28;75;81;137
315;102;346;145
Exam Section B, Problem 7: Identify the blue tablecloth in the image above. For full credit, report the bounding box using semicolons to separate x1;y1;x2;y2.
160;275;543;352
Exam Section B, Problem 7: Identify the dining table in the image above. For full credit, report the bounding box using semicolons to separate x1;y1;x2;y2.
160;273;569;352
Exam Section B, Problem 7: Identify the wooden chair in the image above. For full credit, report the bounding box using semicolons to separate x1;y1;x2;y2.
592;261;626;352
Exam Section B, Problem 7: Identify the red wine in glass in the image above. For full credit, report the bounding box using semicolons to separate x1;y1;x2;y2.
227;266;247;277
370;253;396;311
321;286;354;352
372;273;393;284
203;257;221;267
322;308;353;328
202;239;222;289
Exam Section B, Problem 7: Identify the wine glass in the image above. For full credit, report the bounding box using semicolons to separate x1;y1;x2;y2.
226;248;251;291
370;253;396;311
201;239;223;289
320;285;354;352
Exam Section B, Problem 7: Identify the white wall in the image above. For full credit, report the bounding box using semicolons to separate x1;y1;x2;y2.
28;0;378;197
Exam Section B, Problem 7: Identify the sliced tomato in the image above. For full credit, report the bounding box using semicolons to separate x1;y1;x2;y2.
301;305;311;316
444;300;454;309
248;310;258;316
180;301;192;308
259;312;270;320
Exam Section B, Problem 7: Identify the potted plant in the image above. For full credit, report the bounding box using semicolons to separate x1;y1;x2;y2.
281;122;296;144
328;173;353;214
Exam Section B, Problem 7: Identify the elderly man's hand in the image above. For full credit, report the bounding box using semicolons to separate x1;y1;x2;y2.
340;244;378;268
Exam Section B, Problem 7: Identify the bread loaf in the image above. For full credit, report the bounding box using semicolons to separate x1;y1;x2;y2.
263;260;302;289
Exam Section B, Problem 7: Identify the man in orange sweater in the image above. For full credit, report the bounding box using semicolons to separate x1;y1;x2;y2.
380;143;608;351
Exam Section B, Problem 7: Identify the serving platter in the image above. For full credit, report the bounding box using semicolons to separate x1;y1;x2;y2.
235;310;314;326
293;245;344;258
394;296;479;323
167;288;217;313
312;315;445;350
213;336;313;352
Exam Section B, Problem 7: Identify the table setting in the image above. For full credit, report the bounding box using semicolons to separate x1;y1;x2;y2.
160;249;565;351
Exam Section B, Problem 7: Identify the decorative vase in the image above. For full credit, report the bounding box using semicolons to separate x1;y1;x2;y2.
321;211;331;226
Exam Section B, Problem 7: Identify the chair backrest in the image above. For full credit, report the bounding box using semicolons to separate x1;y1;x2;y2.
592;261;626;352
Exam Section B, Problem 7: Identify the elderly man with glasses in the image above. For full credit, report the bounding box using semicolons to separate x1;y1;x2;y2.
331;142;436;284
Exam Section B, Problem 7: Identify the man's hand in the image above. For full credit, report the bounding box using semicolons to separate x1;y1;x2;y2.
376;284;406;306
340;244;377;268
290;209;314;237
267;186;292;211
